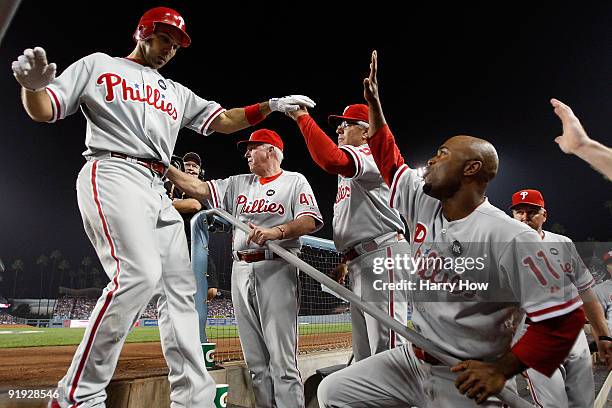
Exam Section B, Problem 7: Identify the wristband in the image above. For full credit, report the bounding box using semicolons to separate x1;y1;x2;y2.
244;103;265;125
599;335;612;342
276;226;286;239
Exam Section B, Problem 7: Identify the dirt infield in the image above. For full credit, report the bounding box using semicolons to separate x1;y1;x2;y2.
0;332;352;389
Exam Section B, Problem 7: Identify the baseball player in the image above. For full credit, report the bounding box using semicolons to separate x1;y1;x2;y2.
510;188;612;407
593;251;612;347
11;7;315;408
165;129;323;408
285;103;409;361
317;50;586;408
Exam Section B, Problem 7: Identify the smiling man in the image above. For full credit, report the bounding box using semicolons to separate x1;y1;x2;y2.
11;6;315;407
166;129;323;408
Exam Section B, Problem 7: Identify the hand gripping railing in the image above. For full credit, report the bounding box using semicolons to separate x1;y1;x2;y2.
204;208;532;408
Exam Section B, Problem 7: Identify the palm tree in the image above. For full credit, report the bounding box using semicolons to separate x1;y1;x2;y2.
10;259;24;298
81;256;92;288
58;259;71;290
36;255;48;314
49;250;62;296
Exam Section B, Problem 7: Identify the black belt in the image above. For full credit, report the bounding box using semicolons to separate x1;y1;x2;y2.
110;152;166;176
236;251;280;263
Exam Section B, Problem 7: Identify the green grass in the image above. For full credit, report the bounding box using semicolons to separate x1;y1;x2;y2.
0;323;353;348
0;327;162;348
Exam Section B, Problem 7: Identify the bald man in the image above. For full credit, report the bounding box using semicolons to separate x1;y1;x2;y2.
317;51;585;408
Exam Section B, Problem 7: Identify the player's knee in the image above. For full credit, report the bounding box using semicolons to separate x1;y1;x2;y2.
317;375;337;408
139;270;162;294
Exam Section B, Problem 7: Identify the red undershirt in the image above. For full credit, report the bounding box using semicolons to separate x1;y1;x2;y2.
296;115;355;177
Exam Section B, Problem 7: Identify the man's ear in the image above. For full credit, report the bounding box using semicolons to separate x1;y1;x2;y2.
464;160;483;176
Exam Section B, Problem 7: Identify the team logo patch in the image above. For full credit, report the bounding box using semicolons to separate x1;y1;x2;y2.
450;240;463;257
413;223;427;243
520;191;529;200
266;189;275;196
158;79;167;90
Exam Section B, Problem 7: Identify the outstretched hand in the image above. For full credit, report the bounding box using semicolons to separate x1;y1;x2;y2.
12;47;56;91
363;50;379;104
285;105;309;121
550;98;590;155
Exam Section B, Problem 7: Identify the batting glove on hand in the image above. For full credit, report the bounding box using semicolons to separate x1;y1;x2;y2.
269;95;316;113
11;47;56;91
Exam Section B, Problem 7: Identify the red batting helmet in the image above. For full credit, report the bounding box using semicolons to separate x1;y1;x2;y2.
133;7;191;48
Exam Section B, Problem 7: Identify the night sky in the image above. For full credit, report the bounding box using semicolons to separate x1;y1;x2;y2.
1;2;610;285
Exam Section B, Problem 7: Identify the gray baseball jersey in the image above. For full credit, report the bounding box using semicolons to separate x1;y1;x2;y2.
521;230;595;408
593;280;612;333
46;53;225;165
390;165;582;360
334;144;409;361
206;170;322;408
206;170;323;250
333;144;404;252
47;52;220;407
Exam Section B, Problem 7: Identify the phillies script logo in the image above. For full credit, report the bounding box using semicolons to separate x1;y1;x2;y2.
520;191;529;200
335;185;351;204
236;195;285;215
96;73;178;120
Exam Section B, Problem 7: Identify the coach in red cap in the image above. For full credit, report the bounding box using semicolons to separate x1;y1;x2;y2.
510;188;612;404
282;101;410;363
166;127;323;408
510;189;547;237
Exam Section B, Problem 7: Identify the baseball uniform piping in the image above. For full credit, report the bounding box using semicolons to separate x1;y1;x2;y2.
526;295;582;321
207;181;219;208
200;106;225;134
339;145;361;178
46;87;61;122
387;246;395;349
69;161;122;405
524;372;544;408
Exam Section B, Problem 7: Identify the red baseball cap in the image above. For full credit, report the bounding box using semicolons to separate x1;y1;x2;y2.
603;250;612;264
328;104;369;125
237;129;284;152
510;189;545;209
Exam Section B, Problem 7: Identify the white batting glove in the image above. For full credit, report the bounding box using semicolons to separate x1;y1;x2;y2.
269;95;316;113
11;47;56;91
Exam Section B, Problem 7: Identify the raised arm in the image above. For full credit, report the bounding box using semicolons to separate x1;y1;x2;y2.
551;98;612;180
12;47;55;122
363;50;406;186
286;108;355;177
209;95;316;134
166;166;211;201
